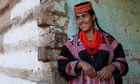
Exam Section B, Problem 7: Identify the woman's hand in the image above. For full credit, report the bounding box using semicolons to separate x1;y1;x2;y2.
77;61;96;78
96;64;116;81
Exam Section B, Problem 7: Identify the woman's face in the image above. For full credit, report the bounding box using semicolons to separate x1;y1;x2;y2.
75;12;95;32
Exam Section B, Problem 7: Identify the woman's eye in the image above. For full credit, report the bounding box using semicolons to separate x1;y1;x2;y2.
82;14;88;18
76;16;80;19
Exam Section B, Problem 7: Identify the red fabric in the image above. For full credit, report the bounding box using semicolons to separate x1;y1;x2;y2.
74;2;93;14
120;64;125;72
107;36;114;44
79;29;102;55
67;64;72;73
57;56;68;60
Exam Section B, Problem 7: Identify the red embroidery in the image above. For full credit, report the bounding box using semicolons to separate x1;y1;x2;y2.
120;64;125;72
67;64;72;73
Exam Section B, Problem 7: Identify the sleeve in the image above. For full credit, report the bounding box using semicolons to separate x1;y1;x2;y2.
112;43;129;78
57;45;81;81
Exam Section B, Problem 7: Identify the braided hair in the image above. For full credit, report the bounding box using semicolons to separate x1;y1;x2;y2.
88;9;108;34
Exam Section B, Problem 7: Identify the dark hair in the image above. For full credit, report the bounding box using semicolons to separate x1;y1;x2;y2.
88;10;107;33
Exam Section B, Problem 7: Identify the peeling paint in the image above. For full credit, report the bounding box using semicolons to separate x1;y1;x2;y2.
136;29;139;33
124;28;127;34
133;57;140;65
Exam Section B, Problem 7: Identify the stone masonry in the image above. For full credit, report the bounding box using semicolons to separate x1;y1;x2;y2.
0;0;68;84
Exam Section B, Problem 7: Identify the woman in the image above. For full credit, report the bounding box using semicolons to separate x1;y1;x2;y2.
57;1;128;84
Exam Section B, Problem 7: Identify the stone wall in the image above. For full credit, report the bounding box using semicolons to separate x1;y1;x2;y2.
0;0;68;84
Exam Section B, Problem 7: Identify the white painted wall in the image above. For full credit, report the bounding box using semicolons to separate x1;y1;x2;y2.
0;75;36;84
11;0;40;19
0;0;53;84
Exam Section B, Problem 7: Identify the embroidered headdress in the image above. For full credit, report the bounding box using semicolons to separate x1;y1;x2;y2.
74;2;94;14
